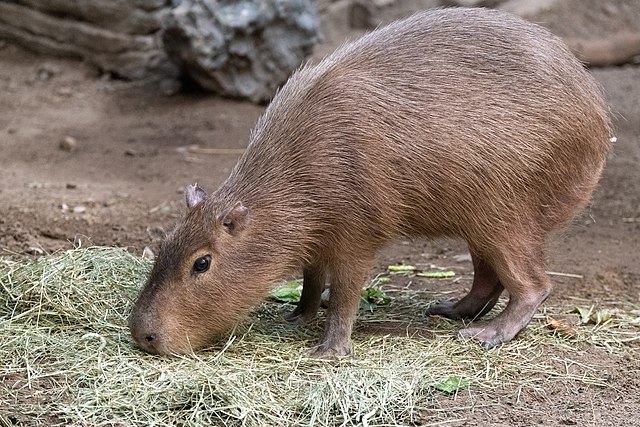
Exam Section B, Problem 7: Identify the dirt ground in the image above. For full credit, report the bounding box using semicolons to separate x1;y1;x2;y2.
1;2;639;426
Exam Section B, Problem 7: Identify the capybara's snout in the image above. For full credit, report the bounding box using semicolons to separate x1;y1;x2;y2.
128;308;161;354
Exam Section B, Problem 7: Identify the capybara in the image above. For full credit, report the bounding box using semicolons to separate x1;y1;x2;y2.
128;7;612;357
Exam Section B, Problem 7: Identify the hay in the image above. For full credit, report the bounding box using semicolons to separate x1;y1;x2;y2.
0;247;638;426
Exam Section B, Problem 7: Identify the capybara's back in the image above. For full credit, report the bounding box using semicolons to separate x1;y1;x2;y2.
263;7;611;246
129;8;612;357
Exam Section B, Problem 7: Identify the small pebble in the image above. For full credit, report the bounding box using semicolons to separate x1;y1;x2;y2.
66;183;77;189
28;182;48;189
73;206;87;214
60;136;78;152
37;63;60;81
27;247;44;255
160;78;181;96
454;253;472;263
57;87;73;97
142;246;155;260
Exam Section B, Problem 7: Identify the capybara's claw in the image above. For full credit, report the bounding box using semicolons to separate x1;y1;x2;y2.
459;325;507;348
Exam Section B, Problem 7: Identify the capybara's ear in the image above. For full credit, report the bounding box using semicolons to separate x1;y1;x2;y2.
218;202;248;235
185;184;207;208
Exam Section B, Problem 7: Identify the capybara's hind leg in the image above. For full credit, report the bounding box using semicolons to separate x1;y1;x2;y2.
285;263;326;324
308;258;371;358
460;245;552;347
426;251;504;320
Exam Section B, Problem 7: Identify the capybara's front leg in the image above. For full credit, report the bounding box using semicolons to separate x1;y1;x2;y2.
285;263;326;324
308;260;369;358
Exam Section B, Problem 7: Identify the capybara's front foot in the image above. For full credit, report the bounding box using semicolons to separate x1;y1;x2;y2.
426;294;501;321
285;265;325;325
284;306;316;325
307;339;352;359
425;300;465;319
426;258;504;320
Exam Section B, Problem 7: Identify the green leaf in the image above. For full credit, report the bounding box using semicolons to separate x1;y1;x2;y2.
387;265;416;272
593;309;612;325
270;280;302;303
433;376;470;394
376;276;391;285
571;306;593;325
360;287;392;312
360;299;375;312
361;287;391;305
416;271;455;279
571;306;613;325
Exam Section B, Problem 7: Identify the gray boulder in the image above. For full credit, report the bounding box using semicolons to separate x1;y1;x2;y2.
163;0;320;102
0;0;320;102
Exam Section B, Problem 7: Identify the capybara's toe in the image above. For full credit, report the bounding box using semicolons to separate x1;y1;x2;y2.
459;325;506;348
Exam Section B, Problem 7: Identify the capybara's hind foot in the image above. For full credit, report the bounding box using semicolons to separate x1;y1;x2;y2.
458;304;539;347
459;325;508;348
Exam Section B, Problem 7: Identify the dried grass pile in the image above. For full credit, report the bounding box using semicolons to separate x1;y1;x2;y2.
0;247;638;426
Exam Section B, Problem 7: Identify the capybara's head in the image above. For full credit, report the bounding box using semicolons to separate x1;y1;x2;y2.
128;184;257;355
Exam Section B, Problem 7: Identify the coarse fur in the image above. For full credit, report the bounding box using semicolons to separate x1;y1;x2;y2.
129;7;612;356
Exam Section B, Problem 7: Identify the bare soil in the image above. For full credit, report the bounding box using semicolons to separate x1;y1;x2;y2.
1;3;639;426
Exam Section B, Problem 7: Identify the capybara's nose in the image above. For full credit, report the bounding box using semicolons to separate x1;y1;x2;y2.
131;328;159;354
128;314;159;354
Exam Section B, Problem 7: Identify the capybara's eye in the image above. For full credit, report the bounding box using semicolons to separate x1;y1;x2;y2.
193;256;211;273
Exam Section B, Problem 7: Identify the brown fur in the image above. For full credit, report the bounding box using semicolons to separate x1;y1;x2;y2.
128;8;612;356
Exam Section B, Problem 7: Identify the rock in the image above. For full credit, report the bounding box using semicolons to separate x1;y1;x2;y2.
443;0;503;7
159;77;181;96
59;136;78;152
454;253;472;263
36;63;60;81
350;1;376;29
320;0;441;36
27;247;44;255
162;0;321;102
498;0;559;18
73;205;87;214
0;1;179;82
56;87;73;97
142;246;155;260
0;0;321;103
